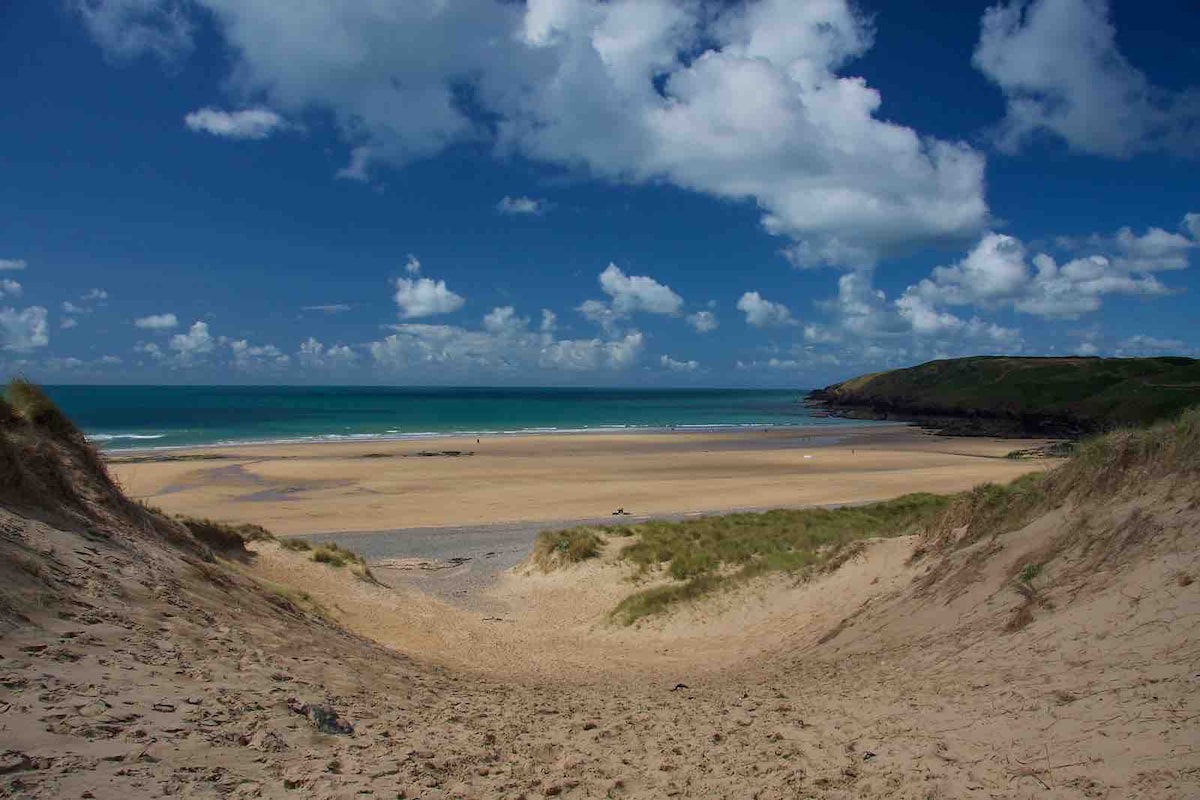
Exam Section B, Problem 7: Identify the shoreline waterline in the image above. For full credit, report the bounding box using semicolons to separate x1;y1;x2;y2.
96;418;895;456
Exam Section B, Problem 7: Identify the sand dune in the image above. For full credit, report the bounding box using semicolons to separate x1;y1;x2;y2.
5;395;1199;798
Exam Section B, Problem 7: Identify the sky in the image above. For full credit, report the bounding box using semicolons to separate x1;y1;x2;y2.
0;0;1197;387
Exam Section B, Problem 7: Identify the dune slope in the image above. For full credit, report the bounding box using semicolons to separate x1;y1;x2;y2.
1;388;1199;798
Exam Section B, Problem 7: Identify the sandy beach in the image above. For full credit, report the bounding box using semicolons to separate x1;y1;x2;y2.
108;424;1058;535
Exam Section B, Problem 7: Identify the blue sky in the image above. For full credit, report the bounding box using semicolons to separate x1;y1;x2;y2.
0;0;1197;387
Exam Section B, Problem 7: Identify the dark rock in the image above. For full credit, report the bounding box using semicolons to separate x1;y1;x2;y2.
287;698;353;735
0;751;32;775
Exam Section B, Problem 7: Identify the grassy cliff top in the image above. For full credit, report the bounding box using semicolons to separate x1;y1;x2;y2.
810;356;1200;433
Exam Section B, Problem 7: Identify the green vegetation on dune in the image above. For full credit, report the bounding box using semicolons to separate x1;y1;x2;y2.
809;355;1200;435
532;527;606;570
580;406;1200;624
533;494;951;625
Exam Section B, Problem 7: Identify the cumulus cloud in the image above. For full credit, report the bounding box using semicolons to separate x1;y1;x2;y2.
0;306;49;351
404;255;422;275
61;318;79;330
78;0;990;266
63;289;109;316
134;312;179;330
974;0;1200;157
371;312;643;375
228;339;289;371
540;309;557;333
597;263;682;315
0;279;21;299
184;107;289;140
798;269;1022;360
579;263;683;332
686;310;718;333
298;337;357;369
577;299;620;332
903;216;1194;320
0;259;26;271
168;320;215;362
482;306;528;335
660;354;699;372
394;276;465;319
497;196;551;216
736;292;794;328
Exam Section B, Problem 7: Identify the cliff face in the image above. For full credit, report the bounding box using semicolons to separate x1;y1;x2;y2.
808;355;1200;436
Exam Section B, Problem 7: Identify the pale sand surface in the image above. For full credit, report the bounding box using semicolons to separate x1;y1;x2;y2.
109;425;1059;535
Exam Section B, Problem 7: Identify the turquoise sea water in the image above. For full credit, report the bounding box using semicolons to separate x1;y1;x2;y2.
42;386;851;451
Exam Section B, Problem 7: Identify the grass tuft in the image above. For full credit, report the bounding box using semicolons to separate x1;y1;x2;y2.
532;527;605;570
5;379;85;444
611;574;725;626
279;538;313;552
174;515;275;554
307;541;376;582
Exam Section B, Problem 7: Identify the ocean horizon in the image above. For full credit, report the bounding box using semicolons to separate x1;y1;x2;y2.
40;385;860;451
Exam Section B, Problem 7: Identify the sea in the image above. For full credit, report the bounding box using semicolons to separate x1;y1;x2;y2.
41;385;854;451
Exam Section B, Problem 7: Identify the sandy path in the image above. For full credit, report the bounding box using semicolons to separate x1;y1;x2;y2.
109;425;1058;534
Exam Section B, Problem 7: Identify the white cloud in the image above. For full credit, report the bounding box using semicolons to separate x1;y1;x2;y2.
0;307;49;351
298;337;357;369
598;263;683;315
336;146;372;182
301;304;352;314
394;276;465;319
482;306;528;335
686;310;718;333
184;107;289;140
737;291;794;328
228;339;289;371
660;354;699;372
61;318;79;330
74;0;194;63
134;312;179;330
497;196;551;216
168;320;215;362
1114;334;1194;357
63;289;110;316
578;263;683;332
542;331;643;372
1186;213;1200;241
0;259;26;271
903;219;1192;320
974;0;1200;157
370;309;643;375
134;341;164;361
1076;341;1099;356
578;299;620;332
540;309;557;333
0;279;21;299
79;0;989;266
405;254;422;275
